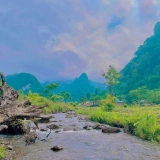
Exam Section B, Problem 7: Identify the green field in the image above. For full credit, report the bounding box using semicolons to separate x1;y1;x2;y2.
77;105;160;142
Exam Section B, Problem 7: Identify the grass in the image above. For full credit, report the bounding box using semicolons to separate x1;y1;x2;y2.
0;145;6;159
19;92;76;114
77;105;160;142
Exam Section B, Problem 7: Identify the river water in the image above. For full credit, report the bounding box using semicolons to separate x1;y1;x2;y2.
5;113;160;160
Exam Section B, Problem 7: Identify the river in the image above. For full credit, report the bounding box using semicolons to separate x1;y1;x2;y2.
4;113;160;160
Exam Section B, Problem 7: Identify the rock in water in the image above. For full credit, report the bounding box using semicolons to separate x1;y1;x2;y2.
50;146;63;152
7;145;13;150
48;124;59;130
102;126;121;133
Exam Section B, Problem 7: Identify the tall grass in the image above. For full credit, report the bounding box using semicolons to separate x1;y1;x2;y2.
77;105;160;142
0;145;6;159
19;92;76;113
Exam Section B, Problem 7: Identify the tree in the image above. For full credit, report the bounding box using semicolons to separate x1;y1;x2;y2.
102;65;120;97
50;94;63;102
43;82;60;98
59;91;71;102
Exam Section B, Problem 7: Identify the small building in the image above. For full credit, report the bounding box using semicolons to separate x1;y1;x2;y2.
116;100;123;106
79;100;100;107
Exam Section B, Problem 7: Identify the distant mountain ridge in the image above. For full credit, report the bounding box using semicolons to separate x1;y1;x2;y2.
6;73;43;94
4;72;107;101
43;73;107;101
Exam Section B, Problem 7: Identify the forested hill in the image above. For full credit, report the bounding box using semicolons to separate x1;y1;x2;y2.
116;22;160;95
6;73;43;94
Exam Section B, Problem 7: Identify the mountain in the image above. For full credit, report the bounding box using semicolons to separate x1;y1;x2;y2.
6;73;43;93
116;22;160;95
42;73;107;101
66;73;96;101
43;78;107;93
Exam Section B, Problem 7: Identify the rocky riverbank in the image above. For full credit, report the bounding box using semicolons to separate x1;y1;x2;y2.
1;112;160;160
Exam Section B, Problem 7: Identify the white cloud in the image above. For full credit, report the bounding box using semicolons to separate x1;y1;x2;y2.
44;0;160;80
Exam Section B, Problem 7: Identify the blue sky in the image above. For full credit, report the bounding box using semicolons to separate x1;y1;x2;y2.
0;0;160;82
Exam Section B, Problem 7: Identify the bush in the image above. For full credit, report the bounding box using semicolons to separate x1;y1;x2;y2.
135;114;157;141
0;145;6;159
123;104;128;108
101;95;116;112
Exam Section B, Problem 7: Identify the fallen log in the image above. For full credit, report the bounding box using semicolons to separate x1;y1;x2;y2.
0;72;47;135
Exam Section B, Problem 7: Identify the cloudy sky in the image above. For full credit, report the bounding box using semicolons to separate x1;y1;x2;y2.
0;0;160;82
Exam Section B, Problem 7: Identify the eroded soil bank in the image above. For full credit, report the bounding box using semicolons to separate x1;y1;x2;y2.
3;113;160;160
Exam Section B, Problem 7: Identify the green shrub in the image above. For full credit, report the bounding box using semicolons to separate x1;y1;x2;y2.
123;104;128;108
135;114;157;141
101;95;116;112
0;145;6;159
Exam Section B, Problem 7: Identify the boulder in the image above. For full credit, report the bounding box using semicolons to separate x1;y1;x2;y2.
55;130;61;133
65;114;74;118
62;126;73;131
83;124;93;130
39;128;48;132
92;123;100;129
38;115;55;119
73;127;82;131
7;145;13;150
102;126;121;133
48;124;59;130
51;146;63;152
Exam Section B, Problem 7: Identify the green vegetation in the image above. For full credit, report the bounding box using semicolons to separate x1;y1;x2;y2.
116;22;160;98
0;145;6;159
19;92;75;113
102;65;120;97
6;73;43;94
77;104;160;142
124;86;160;104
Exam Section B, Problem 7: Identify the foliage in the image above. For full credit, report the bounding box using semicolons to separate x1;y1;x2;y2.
43;82;60;97
123;104;128;108
102;65;120;96
101;95;116;112
77;105;160;142
134;113;157;141
70;102;78;107
124;86;160;104
116;22;160;96
19;92;75;114
0;145;6;159
50;94;63;102
59;91;71;102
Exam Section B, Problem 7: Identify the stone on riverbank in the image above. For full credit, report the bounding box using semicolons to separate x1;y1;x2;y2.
102;126;121;133
51;146;63;152
48;124;59;130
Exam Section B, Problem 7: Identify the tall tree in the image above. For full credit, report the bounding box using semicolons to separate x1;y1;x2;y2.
43;82;60;98
102;65;120;97
59;91;71;102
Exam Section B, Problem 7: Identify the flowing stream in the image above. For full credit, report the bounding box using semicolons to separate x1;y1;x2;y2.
4;113;160;160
